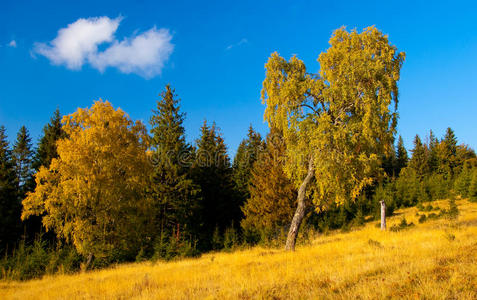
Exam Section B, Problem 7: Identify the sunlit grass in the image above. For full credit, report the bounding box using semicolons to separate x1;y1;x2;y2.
1;199;476;299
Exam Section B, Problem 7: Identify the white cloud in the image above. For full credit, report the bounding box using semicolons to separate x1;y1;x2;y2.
90;27;173;78
8;40;17;47
34;16;173;78
35;17;120;69
226;38;248;50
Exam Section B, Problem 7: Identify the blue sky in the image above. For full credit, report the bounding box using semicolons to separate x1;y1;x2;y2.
1;0;476;156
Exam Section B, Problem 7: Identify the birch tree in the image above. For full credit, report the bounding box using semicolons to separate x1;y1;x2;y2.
22;101;151;259
261;27;405;250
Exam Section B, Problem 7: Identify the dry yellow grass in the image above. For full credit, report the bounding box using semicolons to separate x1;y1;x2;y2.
1;199;476;299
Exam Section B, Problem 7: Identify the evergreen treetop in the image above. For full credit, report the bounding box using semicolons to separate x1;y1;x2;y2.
233;125;264;200
150;85;189;157
395;135;408;176
12;126;34;196
149;85;200;240
33;108;66;170
0;126;21;251
409;135;428;178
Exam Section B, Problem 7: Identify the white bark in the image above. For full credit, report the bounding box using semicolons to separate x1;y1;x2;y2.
380;200;386;230
285;157;314;251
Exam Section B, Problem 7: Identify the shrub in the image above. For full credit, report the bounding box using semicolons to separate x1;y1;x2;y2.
46;245;81;275
223;224;239;251
368;239;383;248
447;199;459;220
135;248;148;262
418;214;427;223
0;237;77;281
454;164;472;198
211;226;223;250
390;217;414;232
445;233;456;241
152;232;200;261
424;174;449;201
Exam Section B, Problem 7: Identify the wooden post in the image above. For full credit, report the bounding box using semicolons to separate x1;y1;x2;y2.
84;252;93;271
380;200;386;230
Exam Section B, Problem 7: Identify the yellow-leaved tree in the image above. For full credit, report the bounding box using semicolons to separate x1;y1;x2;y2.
22;100;152;260
262;27;405;250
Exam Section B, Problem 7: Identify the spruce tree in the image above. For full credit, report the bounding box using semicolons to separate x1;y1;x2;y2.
233;125;264;202
382;140;396;178
12;126;34;198
395;167;420;207
0;126;21;252
454;162;472;198
439;127;458;177
427;130;439;173
395;135;408;176
150;85;201;242
33;108;66;170
192;121;237;249
455;144;476;173
241;127;297;241
409;135;428;178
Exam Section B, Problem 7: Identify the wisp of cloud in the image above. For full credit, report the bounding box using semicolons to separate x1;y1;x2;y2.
34;16;174;78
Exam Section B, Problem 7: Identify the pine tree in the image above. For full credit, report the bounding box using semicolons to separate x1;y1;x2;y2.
12;126;34;198
233;125;264;202
0;126;21;252
395;135;408;176
409;135;428;178
33;108;66;170
241;127;297;241
192;121;237;249
150;85;201;242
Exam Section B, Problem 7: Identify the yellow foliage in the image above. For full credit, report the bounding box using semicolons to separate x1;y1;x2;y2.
262;26;405;207
4;199;477;299
22;100;152;258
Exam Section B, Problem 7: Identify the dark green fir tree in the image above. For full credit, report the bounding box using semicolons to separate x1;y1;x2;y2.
33;108;66;171
0;126;21;252
192;121;238;249
12;126;34;198
427;130;439;173
439;127;458;177
395;135;408;176
409;135;428;178
150;85;201;242
233;125;264;203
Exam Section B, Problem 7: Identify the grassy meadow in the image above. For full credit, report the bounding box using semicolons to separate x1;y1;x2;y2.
1;199;476;300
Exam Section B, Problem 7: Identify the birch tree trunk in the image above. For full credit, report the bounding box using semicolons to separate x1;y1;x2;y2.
285;157;314;251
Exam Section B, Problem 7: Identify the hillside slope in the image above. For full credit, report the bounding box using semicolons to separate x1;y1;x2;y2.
1;199;477;299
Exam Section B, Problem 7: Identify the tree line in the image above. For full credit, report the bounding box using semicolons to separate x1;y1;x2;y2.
1;26;476;280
